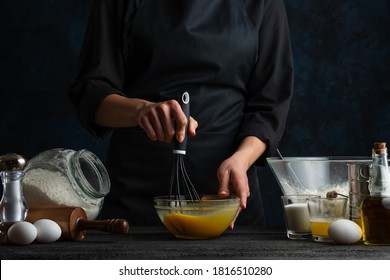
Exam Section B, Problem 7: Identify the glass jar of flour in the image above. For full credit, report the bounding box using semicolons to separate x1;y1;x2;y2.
23;149;110;220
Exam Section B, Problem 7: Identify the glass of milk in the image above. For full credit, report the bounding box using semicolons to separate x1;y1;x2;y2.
281;195;320;240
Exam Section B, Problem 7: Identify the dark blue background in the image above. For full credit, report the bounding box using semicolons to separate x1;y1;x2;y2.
1;0;389;227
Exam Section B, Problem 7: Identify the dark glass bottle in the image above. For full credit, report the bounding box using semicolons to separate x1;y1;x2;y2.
361;142;390;245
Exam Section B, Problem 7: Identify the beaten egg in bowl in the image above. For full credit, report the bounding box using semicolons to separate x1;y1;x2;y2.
154;195;240;239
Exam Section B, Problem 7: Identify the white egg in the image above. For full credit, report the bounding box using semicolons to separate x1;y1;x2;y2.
328;219;362;244
7;221;37;245
34;219;62;243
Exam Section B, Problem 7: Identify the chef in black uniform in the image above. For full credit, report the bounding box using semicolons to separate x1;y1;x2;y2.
68;0;294;227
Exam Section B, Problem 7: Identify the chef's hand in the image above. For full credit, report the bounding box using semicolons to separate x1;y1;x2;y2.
138;99;198;143
217;154;249;229
95;94;198;142
217;136;267;229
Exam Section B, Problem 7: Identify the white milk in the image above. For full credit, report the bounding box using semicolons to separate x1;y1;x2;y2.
284;203;311;232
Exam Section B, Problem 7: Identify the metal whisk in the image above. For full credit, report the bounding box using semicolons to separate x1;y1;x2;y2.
169;91;200;202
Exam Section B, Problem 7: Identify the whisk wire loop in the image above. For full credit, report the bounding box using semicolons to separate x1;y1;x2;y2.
169;154;200;202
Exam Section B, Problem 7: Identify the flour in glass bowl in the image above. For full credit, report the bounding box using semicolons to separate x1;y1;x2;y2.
23;168;101;220
278;177;350;197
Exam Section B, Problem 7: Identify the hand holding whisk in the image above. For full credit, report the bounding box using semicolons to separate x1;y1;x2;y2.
169;91;200;202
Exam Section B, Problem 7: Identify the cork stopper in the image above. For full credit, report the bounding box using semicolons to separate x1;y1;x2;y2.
373;142;387;154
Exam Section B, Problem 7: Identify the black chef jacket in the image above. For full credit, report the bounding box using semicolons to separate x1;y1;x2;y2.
68;0;294;226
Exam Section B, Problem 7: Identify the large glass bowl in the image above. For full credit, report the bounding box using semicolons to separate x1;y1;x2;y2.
266;157;372;197
154;195;240;239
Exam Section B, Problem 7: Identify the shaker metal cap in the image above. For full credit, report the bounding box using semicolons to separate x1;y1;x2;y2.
0;153;27;171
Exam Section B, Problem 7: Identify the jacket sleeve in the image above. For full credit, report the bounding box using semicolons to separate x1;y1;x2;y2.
238;0;294;163
67;0;138;138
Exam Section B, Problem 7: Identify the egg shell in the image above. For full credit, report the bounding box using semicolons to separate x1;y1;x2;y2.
34;219;62;243
7;221;37;245
328;219;362;244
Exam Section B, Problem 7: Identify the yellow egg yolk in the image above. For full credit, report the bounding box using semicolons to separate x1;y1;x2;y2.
163;208;238;239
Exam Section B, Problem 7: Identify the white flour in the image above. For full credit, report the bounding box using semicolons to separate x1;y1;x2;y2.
23;168;101;220
278;177;349;197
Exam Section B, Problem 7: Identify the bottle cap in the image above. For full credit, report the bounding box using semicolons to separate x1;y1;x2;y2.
373;142;387;154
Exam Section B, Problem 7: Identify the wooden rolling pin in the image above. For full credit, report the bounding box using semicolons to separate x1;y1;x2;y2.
26;205;130;241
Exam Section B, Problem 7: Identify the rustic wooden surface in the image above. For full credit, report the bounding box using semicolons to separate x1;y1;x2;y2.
1;227;389;260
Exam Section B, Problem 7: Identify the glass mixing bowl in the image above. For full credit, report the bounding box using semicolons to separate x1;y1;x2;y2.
266;157;372;197
154;195;240;239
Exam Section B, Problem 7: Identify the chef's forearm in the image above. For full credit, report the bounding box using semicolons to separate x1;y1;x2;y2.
235;136;267;169
94;94;149;128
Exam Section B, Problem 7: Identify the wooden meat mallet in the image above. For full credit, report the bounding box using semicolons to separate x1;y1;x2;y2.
26;205;130;241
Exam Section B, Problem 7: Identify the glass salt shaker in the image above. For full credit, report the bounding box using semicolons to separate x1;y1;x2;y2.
0;171;28;228
23;148;110;220
0;153;28;243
